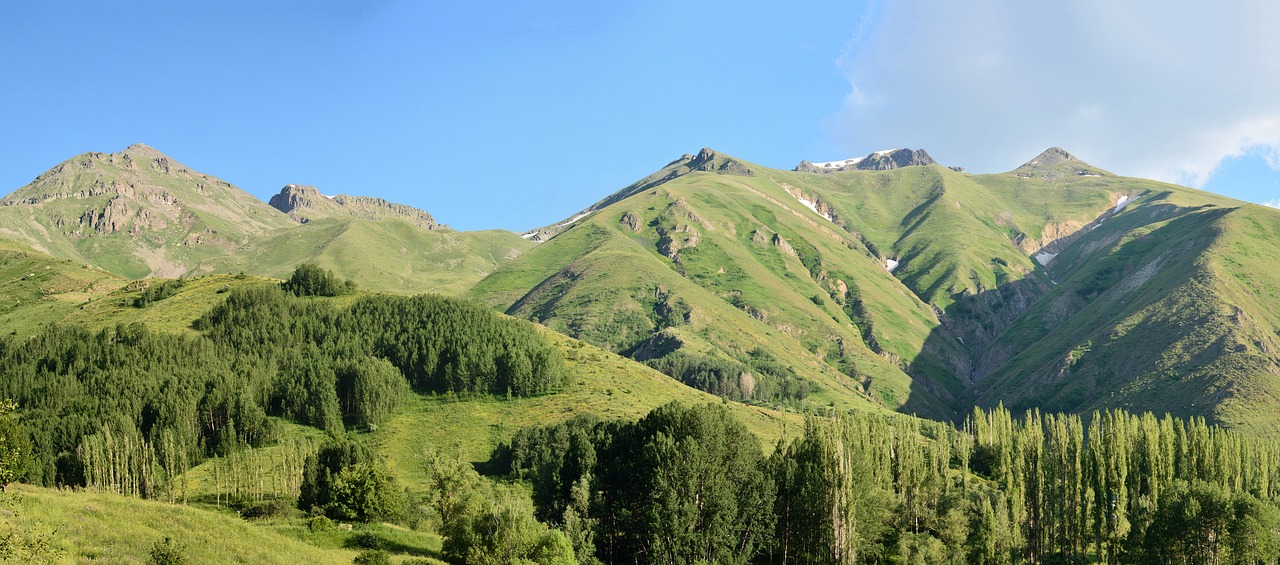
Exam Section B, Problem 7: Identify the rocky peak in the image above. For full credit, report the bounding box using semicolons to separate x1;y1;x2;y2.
268;184;440;230
796;148;937;173
267;184;325;218
121;143;166;158
686;148;753;176
1019;147;1076;169
1014;147;1106;178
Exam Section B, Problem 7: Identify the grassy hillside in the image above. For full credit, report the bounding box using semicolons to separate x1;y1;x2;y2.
203;217;533;295
0;238;128;337
472;147;1280;434
971;188;1280;432
0;241;805;482
7;142;1280;435
373;329;805;488
0;484;365;564
470;152;962;418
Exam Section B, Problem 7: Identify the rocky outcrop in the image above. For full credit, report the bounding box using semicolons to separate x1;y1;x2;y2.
772;233;797;257
268;184;440;230
620;211;643;232
796;148;937;173
687;148;753;176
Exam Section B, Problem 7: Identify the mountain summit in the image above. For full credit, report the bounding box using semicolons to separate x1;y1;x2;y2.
268;184;440;230
0;144;293;277
796;148;936;173
1014;147;1108;178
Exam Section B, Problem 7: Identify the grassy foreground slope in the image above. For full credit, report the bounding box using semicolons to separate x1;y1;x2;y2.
0;484;361;564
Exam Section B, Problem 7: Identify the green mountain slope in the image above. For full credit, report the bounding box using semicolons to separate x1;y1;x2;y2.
474;146;1280;432
0;144;294;278
969;187;1280;431
208;217;533;295
7;143;1280;433
472;150;972;418
0;239;801;462
0;145;534;295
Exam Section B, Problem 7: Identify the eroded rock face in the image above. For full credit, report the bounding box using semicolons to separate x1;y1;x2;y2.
268;184;440;230
620;211;643;232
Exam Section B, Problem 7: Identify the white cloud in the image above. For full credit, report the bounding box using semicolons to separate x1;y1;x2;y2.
1263;199;1280;209
832;1;1280;186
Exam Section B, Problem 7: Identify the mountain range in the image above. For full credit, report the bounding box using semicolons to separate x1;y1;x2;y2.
5;142;1279;432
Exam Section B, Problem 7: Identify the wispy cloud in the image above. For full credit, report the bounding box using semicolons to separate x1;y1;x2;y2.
832;1;1280;186
1263;199;1280;209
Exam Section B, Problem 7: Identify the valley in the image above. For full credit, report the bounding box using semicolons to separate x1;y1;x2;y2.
2;142;1280;563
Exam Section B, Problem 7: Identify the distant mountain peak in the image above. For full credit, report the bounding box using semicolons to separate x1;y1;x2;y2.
1014;147;1107;178
796;148;937;173
1019;147;1077;168
268;184;441;230
122;142;163;156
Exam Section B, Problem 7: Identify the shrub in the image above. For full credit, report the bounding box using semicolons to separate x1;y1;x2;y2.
350;531;385;550
352;549;391;565
241;498;294;520
148;537;185;565
133;279;186;307
308;516;335;532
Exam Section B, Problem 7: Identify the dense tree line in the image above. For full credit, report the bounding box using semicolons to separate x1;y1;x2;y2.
499;403;1280;564
643;349;813;403
197;285;566;398
0;324;277;492
497;403;775;564
1;269;566;501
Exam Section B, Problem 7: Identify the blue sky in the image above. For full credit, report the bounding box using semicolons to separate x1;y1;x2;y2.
2;1;1278;230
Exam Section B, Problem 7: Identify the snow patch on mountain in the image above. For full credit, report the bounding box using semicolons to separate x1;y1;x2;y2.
558;212;590;227
810;157;865;170
793;194;835;222
1114;194;1131;212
